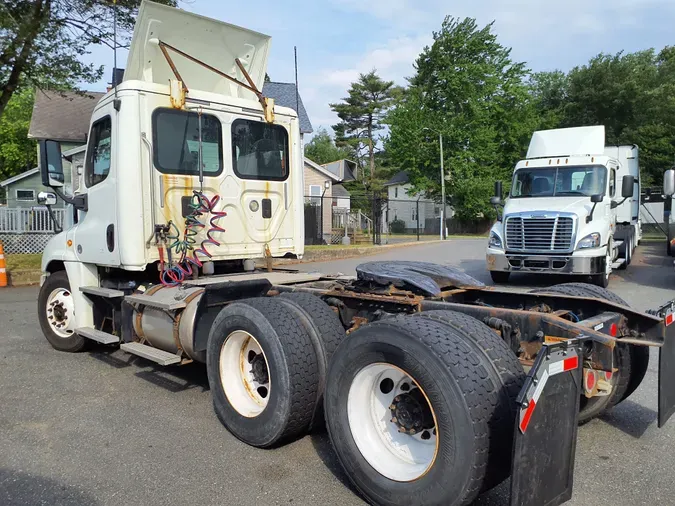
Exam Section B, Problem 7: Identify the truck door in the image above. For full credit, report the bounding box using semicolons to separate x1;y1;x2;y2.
72;104;120;266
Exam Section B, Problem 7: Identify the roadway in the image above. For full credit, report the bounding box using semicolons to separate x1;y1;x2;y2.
1;239;674;505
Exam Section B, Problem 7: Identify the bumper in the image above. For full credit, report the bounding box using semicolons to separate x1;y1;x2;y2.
486;248;606;275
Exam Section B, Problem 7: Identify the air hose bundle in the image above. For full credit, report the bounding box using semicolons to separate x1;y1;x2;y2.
158;191;226;286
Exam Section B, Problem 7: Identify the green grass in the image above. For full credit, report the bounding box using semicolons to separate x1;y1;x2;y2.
6;253;42;271
305;244;366;251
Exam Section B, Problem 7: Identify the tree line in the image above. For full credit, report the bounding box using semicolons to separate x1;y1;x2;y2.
1;4;673;224
308;17;675;223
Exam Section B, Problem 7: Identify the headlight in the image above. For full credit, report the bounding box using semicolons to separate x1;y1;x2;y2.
489;231;503;249
577;232;600;249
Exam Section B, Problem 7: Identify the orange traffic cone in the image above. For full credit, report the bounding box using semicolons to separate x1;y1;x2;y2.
0;242;7;287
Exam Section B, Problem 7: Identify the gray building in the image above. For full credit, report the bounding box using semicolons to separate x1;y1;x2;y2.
0;90;104;208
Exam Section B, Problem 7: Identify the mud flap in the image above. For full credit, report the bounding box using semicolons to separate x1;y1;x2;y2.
510;341;582;506
659;302;675;427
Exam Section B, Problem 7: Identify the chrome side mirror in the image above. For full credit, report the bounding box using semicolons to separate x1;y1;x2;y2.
37;191;57;206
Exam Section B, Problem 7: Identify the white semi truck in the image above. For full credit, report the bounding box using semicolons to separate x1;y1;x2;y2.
486;126;641;287
34;3;675;506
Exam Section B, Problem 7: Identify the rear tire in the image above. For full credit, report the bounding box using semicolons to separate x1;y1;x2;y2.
530;282;649;421
413;310;525;489
38;271;86;352
277;292;346;427
206;297;320;447
490;271;510;284
324;316;499;506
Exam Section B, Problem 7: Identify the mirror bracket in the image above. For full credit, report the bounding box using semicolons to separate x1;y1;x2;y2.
586;194;603;223
53;187;88;212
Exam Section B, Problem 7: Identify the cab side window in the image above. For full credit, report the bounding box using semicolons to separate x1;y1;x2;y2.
609;168;616;198
85;116;112;187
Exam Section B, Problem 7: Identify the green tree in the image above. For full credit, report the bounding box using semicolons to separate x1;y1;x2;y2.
0;0;177;120
0;87;35;182
304;127;351;164
532;48;675;185
386;17;538;222
330;71;400;186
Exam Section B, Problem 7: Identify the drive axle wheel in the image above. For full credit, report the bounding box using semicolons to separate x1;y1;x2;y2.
219;331;271;417
207;297;319;448
348;364;438;482
325;316;498;506
530;282;650;422
38;271;86;352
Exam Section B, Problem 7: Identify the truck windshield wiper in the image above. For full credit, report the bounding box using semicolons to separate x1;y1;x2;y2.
555;191;586;196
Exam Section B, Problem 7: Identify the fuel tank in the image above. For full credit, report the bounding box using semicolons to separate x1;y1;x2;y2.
132;284;206;362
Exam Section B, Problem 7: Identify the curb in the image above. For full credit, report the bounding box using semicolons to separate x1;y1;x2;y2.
270;239;446;266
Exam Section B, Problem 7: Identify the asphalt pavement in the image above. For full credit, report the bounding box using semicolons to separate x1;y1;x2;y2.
1;238;674;506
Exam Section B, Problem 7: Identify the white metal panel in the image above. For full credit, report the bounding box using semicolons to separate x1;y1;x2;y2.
527;126;606;159
608;144;640;224
125;1;271;99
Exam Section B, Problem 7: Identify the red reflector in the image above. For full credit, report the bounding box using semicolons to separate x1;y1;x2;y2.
520;399;536;433
666;313;674;326
585;370;596;391
609;323;618;336
563;355;578;372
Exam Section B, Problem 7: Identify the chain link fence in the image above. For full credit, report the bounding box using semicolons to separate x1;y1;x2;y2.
304;193;492;246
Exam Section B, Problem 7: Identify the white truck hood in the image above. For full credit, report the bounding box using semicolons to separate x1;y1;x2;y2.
503;197;594;218
125;1;271;99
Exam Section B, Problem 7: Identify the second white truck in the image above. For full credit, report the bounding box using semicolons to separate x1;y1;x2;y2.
487;126;641;287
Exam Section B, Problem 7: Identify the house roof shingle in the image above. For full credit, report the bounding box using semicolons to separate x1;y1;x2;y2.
262;82;313;134
28;90;105;142
332;184;350;198
28;83;313;141
384;171;409;186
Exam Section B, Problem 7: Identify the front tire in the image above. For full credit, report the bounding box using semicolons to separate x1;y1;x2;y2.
206;297;320;447
325;316;500;506
38;271;86;352
490;271;511;284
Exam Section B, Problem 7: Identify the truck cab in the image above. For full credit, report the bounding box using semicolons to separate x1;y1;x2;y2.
486;126;640;287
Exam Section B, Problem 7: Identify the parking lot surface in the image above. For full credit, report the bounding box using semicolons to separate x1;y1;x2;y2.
1;239;674;505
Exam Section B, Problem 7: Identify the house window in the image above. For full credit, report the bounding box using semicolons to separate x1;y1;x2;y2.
412;208;417;221
309;185;322;205
395;187;398;198
152;108;223;176
232;118;289;181
85;116;112;187
16;189;35;202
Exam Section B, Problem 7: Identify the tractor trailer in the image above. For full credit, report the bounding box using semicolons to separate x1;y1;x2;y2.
35;2;675;505
486;126;641;287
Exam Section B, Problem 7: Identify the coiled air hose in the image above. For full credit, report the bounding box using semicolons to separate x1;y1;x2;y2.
158;191;226;286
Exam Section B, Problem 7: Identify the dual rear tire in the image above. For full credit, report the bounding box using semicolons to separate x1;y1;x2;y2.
324;312;525;506
206;293;345;447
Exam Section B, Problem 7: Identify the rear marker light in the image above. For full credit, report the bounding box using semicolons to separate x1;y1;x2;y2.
519;353;579;433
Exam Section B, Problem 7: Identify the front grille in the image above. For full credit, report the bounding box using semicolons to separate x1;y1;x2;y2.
505;215;574;252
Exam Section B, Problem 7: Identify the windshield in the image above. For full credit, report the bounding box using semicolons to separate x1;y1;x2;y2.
511;165;607;198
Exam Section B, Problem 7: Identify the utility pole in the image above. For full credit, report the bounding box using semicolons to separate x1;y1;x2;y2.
423;127;446;240
439;133;445;240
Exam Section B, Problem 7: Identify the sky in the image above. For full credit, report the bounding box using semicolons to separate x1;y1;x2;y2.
83;0;675;138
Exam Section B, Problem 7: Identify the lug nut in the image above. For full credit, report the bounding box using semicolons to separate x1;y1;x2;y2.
391;417;397;423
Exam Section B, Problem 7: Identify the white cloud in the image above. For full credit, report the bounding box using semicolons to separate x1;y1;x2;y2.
303;34;432;136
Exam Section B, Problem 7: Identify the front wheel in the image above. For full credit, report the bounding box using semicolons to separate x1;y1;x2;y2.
38;271;86;352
